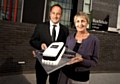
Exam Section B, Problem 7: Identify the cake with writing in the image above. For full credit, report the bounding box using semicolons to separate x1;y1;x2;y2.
42;42;65;66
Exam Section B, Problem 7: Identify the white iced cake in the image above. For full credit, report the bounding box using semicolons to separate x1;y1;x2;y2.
42;42;66;66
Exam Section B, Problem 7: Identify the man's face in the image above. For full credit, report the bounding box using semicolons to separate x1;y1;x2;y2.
50;6;62;24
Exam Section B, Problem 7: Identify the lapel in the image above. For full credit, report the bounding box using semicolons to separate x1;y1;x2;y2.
56;24;62;41
44;22;52;42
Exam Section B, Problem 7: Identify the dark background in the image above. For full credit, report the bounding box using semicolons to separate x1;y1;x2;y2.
0;21;120;76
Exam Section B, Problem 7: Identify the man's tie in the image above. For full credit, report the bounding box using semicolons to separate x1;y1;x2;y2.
52;25;56;42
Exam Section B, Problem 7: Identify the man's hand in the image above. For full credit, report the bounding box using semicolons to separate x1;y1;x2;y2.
32;50;36;57
41;43;47;50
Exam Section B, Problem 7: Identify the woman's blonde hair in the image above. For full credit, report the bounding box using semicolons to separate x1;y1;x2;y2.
74;12;89;24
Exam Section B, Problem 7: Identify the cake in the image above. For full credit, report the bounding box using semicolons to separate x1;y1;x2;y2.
42;42;66;66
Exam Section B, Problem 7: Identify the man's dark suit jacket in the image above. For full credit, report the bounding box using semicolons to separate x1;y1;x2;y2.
29;21;69;84
29;21;69;50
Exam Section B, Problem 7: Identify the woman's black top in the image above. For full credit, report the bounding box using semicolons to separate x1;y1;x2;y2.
63;42;90;82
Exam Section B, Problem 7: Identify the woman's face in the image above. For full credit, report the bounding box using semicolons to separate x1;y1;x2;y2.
74;16;88;32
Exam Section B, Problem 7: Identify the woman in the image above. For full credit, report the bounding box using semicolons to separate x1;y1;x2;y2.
62;12;99;84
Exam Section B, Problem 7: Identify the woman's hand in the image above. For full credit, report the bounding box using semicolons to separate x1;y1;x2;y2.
67;54;83;65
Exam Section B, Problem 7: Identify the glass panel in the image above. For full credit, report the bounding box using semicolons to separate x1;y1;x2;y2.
62;3;66;8
62;0;66;3
69;4;72;9
54;1;58;4
61;9;65;20
60;20;64;25
59;0;63;2
0;0;23;22
46;0;73;28
67;0;72;3
83;4;90;13
66;0;69;3
84;0;90;4
66;4;70;9
51;1;55;6
65;9;70;21
68;10;71;21
0;0;3;20
68;22;71;28
64;10;67;21
83;0;91;14
58;2;63;7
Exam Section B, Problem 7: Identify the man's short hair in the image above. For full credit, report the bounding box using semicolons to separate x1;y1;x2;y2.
50;4;63;13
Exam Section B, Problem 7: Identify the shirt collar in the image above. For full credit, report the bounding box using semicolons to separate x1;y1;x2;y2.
50;20;59;27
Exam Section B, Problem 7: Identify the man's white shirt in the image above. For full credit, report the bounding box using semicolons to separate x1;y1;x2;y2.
50;20;60;41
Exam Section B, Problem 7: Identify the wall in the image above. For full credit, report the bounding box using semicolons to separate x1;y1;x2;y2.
77;0;119;28
92;0;119;27
0;21;36;75
90;31;120;73
0;21;120;76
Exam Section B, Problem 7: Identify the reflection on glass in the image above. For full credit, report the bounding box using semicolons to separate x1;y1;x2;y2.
83;4;90;14
65;10;69;21
0;0;23;22
62;3;66;8
54;1;58;4
83;0;91;14
51;1;54;6
66;0;71;3
68;10;71;21
47;0;73;28
60;20;64;25
84;0;90;3
58;2;63;7
61;9;65;20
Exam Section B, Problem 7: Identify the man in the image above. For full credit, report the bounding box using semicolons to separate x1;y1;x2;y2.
29;4;69;84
